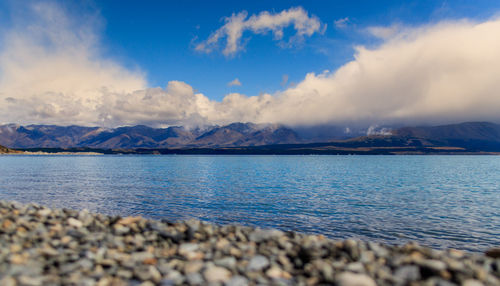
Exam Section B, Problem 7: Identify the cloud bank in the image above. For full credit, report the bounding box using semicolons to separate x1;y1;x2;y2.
2;3;500;128
195;7;324;56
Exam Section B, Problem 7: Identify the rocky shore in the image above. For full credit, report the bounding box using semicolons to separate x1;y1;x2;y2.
0;201;499;286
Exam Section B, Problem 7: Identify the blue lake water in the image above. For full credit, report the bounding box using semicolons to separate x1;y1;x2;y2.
0;155;499;252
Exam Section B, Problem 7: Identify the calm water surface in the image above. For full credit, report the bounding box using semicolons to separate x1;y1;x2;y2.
0;155;499;252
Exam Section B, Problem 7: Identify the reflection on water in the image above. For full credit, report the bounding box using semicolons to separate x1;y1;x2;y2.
0;155;499;252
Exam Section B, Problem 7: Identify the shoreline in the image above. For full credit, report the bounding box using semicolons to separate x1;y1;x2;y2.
1;201;499;285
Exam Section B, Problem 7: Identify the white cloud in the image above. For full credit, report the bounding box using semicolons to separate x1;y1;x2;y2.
195;7;325;57
233;18;500;126
227;78;242;86
3;4;500;129
334;17;349;29
0;2;146;126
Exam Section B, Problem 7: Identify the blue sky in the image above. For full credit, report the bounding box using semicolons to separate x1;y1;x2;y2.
2;0;500;127
97;0;499;100
3;0;496;100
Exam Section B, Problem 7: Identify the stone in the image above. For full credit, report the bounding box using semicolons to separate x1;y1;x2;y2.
248;228;284;243
186;273;204;285
0;200;499;286
203;266;232;283
462;279;485;286
225;275;249;286
178;243;204;260
368;242;389;257
214;256;237;269
164;270;184;285
67;218;83;228
394;265;421;282
418;259;447;272
37;208;51;217
179;243;199;253
113;225;130;235
10;254;27;264
131;251;154;262
335;272;376;286
248;255;270;271
266;266;289;280
18;276;42;286
116;269;133;279
134;265;162;282
0;276;16;286
117;216;142;225
346;262;365;273
485;248;500;259
184;261;204;274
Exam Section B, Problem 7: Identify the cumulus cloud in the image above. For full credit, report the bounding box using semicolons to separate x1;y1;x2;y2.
201;18;500;126
3;3;500;129
195;7;324;56
0;2;146;126
221;18;500;126
227;78;242;87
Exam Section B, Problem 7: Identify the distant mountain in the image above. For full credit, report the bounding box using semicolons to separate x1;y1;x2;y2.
0;123;301;149
192;123;300;147
1;121;500;153
392;122;500;151
292;124;364;141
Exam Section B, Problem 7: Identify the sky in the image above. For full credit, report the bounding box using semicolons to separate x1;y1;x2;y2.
1;0;500;127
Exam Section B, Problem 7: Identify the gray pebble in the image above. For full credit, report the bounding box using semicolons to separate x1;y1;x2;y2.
225;275;249;286
248;255;270;271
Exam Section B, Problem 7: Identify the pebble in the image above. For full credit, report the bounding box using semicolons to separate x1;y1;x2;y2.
247;255;270;271
203;266;232;283
335;272;377;286
186;273;204;285
214;256;237;269
67;217;83;228
226;275;249;286
419;259;448;272
0;200;498;286
485;248;500;259
184;261;204;274
394;265;421;282
463;279;485;286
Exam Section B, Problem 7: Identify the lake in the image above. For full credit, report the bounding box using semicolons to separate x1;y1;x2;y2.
0;155;499;252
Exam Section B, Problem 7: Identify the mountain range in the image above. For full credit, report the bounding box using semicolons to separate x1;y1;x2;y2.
1;121;500;154
0;123;301;149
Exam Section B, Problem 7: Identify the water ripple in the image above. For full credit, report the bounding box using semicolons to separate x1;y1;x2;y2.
0;155;499;252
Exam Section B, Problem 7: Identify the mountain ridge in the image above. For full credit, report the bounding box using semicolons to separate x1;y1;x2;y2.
1;121;500;153
0;122;301;149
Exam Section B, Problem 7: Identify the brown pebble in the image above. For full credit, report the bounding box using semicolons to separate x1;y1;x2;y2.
485;248;500;258
2;219;12;228
143;258;157;265
10;254;27;264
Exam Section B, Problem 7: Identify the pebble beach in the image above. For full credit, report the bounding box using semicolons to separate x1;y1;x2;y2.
0;201;499;286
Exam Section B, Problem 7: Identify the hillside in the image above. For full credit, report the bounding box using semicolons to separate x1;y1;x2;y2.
393;122;500;151
0;123;300;149
0;144;18;154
